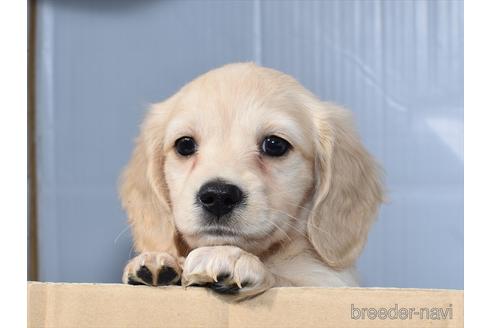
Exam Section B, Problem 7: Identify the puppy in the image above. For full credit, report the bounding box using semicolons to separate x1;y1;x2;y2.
120;63;383;300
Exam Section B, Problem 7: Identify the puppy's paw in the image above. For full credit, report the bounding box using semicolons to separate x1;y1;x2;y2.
123;252;182;286
182;246;275;300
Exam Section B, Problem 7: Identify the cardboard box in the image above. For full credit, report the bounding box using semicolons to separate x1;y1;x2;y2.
27;282;463;328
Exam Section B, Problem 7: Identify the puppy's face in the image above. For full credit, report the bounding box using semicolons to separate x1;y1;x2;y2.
122;63;383;268
162;66;316;253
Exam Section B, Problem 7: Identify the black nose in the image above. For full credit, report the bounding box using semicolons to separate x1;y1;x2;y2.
197;180;244;218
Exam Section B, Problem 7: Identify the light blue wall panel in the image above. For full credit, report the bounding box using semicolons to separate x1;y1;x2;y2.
35;0;463;288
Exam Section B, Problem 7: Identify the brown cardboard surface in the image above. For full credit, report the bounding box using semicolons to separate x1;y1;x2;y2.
27;282;463;328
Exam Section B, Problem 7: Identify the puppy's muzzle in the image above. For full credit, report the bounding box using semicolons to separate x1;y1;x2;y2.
197;180;244;219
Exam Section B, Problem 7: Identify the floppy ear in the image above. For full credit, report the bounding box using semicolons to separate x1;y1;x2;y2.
307;102;383;269
119;102;177;255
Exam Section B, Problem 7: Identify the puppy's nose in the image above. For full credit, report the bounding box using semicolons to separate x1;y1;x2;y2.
197;180;244;217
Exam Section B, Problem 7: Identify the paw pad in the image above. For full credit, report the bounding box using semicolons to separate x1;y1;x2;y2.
157;266;179;285
136;266;153;285
208;273;250;295
209;280;241;295
128;265;179;286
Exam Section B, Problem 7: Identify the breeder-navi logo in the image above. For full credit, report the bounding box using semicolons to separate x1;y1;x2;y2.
350;304;453;321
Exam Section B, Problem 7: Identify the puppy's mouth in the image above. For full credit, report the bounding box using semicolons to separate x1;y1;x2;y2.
200;226;240;237
196;222;277;241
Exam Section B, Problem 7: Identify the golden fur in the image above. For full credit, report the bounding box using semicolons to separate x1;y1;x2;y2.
120;63;383;300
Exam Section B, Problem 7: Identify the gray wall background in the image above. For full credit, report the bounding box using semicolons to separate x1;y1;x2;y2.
34;0;463;289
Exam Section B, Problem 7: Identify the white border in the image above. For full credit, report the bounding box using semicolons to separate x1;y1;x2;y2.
464;0;492;326
0;0;479;326
0;0;27;326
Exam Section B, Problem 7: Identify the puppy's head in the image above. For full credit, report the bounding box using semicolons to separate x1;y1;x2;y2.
121;63;383;268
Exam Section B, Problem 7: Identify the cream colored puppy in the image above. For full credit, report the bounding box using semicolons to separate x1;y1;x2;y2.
120;63;383;300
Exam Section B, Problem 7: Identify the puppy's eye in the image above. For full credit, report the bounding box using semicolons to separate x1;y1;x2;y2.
174;137;197;156
261;135;291;157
